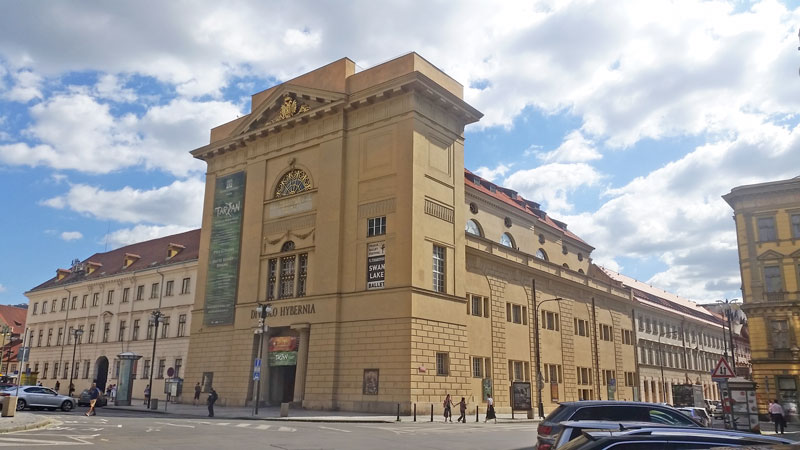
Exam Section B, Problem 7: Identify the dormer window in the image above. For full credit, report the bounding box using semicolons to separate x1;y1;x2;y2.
472;176;481;186
123;253;140;269
56;268;71;281
167;243;185;259
86;261;102;275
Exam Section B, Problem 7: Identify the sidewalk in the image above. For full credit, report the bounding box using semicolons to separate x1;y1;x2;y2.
102;400;540;424
0;413;55;433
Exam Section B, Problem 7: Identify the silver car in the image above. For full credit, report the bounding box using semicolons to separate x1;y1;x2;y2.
0;386;74;412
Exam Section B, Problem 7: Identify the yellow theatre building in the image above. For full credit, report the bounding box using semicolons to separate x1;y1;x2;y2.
183;53;639;415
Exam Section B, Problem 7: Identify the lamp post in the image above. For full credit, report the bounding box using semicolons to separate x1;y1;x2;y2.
68;328;83;398
0;326;10;377
533;280;563;419
147;310;164;408
717;299;740;372
658;330;681;403
253;304;272;415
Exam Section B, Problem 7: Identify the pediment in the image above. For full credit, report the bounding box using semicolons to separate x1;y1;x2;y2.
232;84;346;137
791;248;800;259
757;249;785;261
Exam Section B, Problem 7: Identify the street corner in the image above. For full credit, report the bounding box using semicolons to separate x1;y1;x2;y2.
0;412;57;433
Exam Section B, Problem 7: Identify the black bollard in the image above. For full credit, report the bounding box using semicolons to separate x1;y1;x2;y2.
397;403;400;422
431;403;433;422
512;408;515;420
414;403;417;422
476;406;479;422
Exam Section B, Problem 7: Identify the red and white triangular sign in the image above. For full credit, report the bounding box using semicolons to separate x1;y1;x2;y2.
711;357;735;378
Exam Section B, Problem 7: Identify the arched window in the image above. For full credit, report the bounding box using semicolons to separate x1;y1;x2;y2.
535;249;548;261
281;241;295;252
500;232;515;248
275;169;311;198
465;219;483;237
562;263;570;270
578;268;585;274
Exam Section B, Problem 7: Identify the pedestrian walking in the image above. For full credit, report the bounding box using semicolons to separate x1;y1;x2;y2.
443;393;454;422
769;399;786;434
207;387;218;417
193;382;202;406
54;380;60;393
456;397;467;423
68;382;75;398
106;385;112;398
144;384;151;406
85;383;100;416
484;395;496;423
110;384;117;401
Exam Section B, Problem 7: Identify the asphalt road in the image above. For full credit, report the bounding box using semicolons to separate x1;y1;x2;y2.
3;409;538;449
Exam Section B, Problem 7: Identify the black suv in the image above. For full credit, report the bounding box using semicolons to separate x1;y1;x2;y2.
536;401;699;450
558;427;793;450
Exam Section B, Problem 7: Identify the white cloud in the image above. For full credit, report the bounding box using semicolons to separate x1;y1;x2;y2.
60;231;83;241
4;69;43;102
42;177;205;228
537;130;602;163
503;163;604;214
0;284;6;293
474;163;512;182
94;74;137;102
102;224;196;249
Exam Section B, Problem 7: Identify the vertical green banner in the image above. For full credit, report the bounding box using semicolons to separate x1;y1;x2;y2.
204;171;246;326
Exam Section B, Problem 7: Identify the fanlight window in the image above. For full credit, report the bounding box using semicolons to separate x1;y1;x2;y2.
465;219;482;237
500;232;515;248
535;249;548;261
275;169;311;198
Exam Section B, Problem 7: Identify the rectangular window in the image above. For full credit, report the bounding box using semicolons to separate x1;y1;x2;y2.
61;297;66;311
792;214;800;239
122;287;129;303
758;217;777;242
102;322;110;343
578;389;594;401
83;360;91;379
574;318;589;337
161;316;170;338
600;324;613;341
267;258;277;301
602;369;616;385
165;280;174;297
577;366;593;385
150;282;160;299
279;255;296;298
132;320;140;341
53;362;59;379
43;363;49;379
136;285;144;300
71;296;77;310
33;303;38;315
118;320;126;341
42;300;47;314
511;304;522;324
142;359;151;379
367;216;387;237
472;357;483;378
432;245;446;293
81;295;87;308
51;300;57;312
147;321;154;340
625;371;636;387
47;329;52;346
157;359;166;379
771;320;790;349
177;314;187;337
67;327;73;344
181;277;191;294
544;364;563;383
91;293;99;307
56;327;63;346
106;290;114;305
114;360;120;379
436;352;449;376
174;358;182;378
622;329;634;345
542;310;560;331
297;253;308;297
508;360;526;381
765;266;783;293
470;295;482;317
37;330;43;347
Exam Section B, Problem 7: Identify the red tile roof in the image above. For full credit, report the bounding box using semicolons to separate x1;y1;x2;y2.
464;169;593;248
29;229;201;293
0;306;26;335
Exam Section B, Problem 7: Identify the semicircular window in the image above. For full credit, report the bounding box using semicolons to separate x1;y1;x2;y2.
465;219;483;237
535;249;548;261
275;169;311;198
281;241;296;252
500;232;515;248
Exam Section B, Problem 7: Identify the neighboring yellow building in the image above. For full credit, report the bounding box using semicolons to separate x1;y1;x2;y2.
724;177;800;420
182;53;639;415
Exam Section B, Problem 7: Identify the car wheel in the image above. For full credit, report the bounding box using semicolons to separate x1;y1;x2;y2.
61;400;73;412
15;399;25;411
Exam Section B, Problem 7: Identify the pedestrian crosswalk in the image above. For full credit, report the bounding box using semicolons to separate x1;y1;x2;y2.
189;420;296;432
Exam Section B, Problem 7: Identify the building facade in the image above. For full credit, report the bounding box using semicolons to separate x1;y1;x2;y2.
724;177;800;419
25;230;198;398
0;305;27;378
182;53;641;414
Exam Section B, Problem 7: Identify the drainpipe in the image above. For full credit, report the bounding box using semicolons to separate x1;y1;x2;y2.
592;297;601;399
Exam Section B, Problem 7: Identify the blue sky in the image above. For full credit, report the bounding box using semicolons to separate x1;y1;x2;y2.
1;0;799;305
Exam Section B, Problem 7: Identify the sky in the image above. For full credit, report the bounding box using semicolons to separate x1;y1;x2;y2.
0;0;799;306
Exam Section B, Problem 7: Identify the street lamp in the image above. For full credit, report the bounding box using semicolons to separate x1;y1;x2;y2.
0;326;10;377
68;328;84;397
147;310;165;408
533;281;563;419
717;299;740;371
658;330;681;403
253;304;272;415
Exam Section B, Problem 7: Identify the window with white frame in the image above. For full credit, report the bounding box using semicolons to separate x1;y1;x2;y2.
757;217;777;242
574;318;589;337
541;310;559;331
544;364;563;383
436;352;449;376
432;245;446;293
600;324;613;341
367;216;386;237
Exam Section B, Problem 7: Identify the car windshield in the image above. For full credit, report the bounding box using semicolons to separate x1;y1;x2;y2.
545;405;571;423
648;409;696;426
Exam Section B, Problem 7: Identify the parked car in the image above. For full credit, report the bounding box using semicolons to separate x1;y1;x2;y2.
557;427;794;450
77;389;107;407
677;406;712;427
536;401;700;450
704;399;716;414
552;421;686;449
0;385;74;411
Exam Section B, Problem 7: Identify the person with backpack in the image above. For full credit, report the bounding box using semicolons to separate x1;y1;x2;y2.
207;387;218;417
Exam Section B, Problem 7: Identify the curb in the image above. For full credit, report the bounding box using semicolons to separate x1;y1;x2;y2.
0;417;56;434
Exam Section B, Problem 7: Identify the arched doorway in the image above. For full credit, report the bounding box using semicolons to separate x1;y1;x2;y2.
95;356;109;391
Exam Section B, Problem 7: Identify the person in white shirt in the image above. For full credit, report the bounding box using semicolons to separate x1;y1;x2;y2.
484;395;496;423
768;399;786;434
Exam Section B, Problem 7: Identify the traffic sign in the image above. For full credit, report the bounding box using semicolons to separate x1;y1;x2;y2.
711;357;735;378
253;370;260;381
255;358;261;368
167;367;175;378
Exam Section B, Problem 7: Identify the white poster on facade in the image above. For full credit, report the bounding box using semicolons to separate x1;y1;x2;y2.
367;241;385;290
